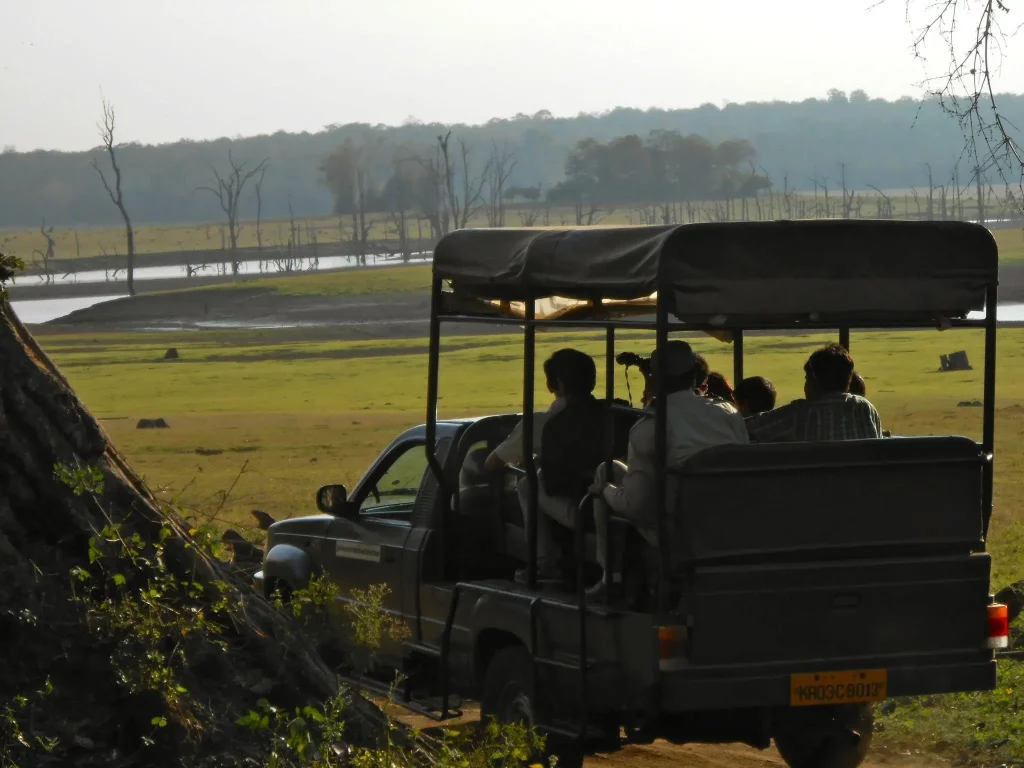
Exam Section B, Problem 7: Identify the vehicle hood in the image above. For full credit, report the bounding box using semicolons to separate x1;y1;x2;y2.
267;515;333;543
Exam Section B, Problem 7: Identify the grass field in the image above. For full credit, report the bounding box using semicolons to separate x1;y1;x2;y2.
171;262;433;297
4;203;1024;266
37;323;1024;764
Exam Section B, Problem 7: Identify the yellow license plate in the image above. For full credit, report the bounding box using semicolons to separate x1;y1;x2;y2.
790;669;887;707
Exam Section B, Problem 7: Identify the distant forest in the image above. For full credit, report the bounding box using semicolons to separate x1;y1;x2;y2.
1;89;1022;230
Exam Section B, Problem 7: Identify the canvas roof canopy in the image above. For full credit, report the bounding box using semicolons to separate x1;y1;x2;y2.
433;220;998;328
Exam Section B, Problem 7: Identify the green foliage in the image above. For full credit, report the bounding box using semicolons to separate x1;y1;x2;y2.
549;133;767;206
1;678;57;767
877;658;1024;766
54;460;231;732
72;516;229;721
342;584;410;652
53;462;105;496
237;695;349;767
277;574;341;620
0;252;23;296
237;692;550;768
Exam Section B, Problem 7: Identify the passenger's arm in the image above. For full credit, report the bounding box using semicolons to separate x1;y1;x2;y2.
486;420;524;471
869;403;884;438
484;451;507;472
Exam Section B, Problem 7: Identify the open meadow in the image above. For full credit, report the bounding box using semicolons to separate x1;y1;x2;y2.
28;316;1024;765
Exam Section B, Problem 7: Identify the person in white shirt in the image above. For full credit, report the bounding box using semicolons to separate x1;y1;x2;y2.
486;349;598;581
587;340;748;598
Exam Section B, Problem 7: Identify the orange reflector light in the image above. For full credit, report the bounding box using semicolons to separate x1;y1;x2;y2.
657;625;687;659
988;603;1009;649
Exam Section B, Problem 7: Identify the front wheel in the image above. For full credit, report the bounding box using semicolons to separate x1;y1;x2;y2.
773;703;874;768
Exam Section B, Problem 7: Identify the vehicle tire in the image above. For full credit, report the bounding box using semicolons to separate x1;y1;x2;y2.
773;703;874;768
480;645;537;727
480;645;584;768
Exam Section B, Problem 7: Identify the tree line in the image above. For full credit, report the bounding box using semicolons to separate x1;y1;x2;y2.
3;90;1024;231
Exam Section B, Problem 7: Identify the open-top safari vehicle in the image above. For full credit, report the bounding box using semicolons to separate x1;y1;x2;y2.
257;220;1007;768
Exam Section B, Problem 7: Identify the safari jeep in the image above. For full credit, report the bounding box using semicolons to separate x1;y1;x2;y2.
257;220;1007;768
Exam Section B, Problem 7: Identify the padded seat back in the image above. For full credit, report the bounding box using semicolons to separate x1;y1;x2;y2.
670;436;985;564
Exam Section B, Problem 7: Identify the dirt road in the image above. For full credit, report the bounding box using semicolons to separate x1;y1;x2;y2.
584;741;947;768
389;703;948;768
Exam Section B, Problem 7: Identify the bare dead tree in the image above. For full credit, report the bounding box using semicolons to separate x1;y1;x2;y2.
437;132;492;230
840;163;856;218
196;152;269;274
92;100;136;295
867;185;894;219
925;162;936;220
254;166;267;253
517;206;542;226
287;196;298;263
485;142;517;227
901;0;1024;210
33;220;56;284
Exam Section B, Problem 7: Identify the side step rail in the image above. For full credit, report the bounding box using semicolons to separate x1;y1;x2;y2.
339;671;463;722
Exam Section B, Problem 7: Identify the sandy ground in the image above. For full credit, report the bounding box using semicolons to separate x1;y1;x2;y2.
386;702;949;768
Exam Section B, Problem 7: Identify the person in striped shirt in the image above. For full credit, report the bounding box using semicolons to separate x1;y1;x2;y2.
745;343;882;443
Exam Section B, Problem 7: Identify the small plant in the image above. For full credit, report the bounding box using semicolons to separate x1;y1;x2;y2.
0;252;23;296
54;462;105;496
342;584;410;652
1;678;58;766
56;461;231;736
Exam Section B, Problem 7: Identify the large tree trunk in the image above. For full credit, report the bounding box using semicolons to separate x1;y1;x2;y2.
0;297;390;766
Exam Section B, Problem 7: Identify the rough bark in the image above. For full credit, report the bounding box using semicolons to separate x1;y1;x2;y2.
0;297;389;766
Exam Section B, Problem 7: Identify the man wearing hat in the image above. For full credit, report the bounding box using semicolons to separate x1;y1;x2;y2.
588;340;748;599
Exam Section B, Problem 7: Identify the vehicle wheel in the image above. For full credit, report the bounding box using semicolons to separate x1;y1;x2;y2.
480;646;584;767
480;646;537;727
773;704;874;768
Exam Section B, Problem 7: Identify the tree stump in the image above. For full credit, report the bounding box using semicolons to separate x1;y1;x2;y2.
0;296;391;766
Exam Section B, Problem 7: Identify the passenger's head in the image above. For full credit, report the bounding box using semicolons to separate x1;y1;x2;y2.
650;341;704;394
705;372;735;403
849;371;866;397
804;343;856;397
734;376;777;417
693;353;710;393
543;348;597;399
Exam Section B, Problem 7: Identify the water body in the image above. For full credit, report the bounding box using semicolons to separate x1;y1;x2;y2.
10;295;130;324
11;251;430;287
11;295;1024;329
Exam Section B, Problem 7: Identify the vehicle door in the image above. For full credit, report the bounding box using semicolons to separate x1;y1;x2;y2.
323;438;428;667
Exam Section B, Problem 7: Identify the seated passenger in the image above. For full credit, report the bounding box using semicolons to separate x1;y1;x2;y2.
484;351;568;473
734;376;777;417
705;372;736;404
746;343;882;442
488;348;604;582
587;341;748;598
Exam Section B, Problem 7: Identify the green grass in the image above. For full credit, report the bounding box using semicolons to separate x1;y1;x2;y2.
37;323;1024;764
203;263;432;297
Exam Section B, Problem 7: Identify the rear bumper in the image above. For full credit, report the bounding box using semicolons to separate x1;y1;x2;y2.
659;657;997;712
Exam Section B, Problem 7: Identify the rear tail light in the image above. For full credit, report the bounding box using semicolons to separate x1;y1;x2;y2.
987;603;1009;649
657;625;688;670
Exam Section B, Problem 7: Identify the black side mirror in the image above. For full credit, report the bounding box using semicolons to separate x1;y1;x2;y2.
317;484;349;515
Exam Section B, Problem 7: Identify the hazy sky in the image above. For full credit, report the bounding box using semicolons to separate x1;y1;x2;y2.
2;0;1019;152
